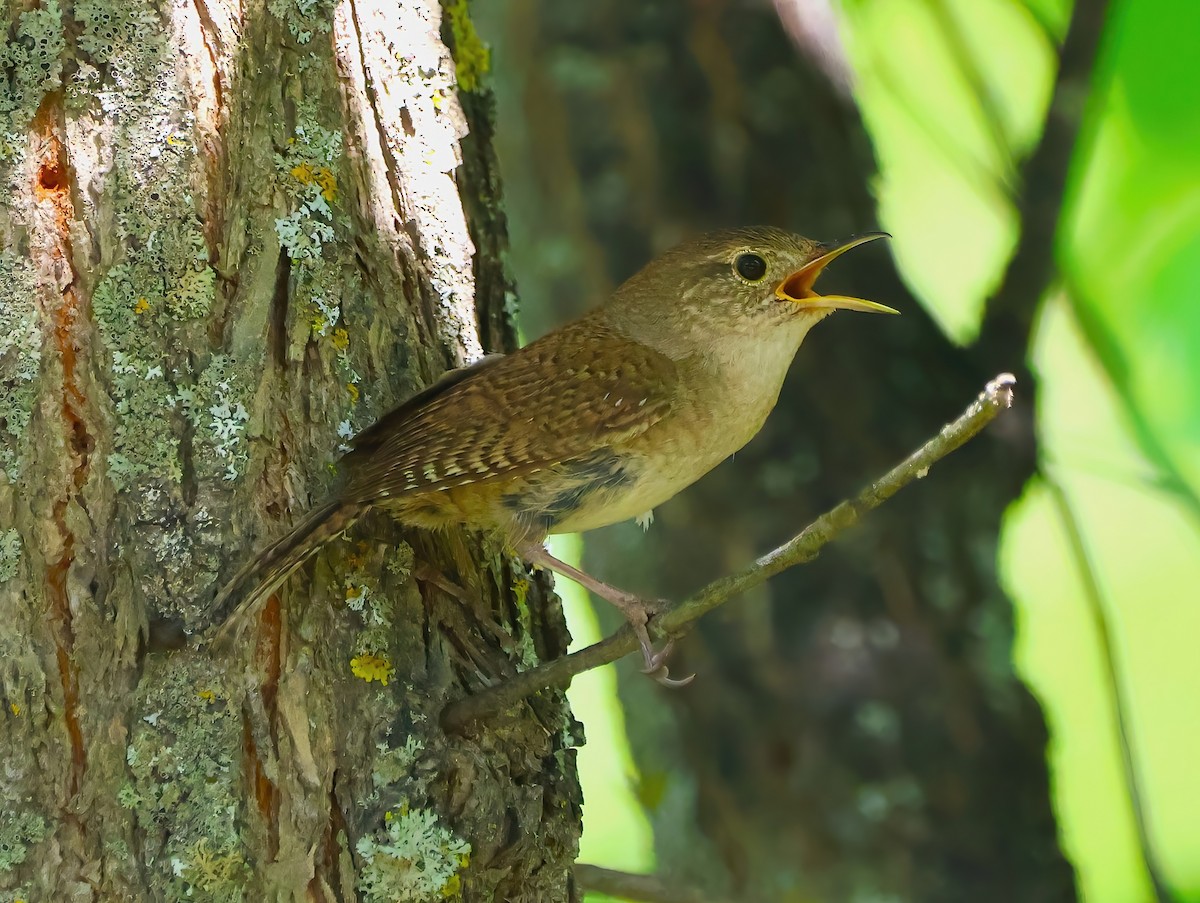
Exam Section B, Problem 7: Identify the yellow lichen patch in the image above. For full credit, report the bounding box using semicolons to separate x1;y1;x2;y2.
332;327;350;351
511;575;529;613
291;162;338;202
351;652;394;686
134;297;151;315
346;382;360;404
197;689;216;705
183;837;244;892
315;166;337;202
9;702;20;716
290;161;315;184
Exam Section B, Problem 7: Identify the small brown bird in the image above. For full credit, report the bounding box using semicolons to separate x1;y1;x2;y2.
209;227;896;682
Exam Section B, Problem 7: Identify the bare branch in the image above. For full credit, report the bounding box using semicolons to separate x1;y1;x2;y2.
442;374;1017;732
980;0;1112;360
575;864;729;903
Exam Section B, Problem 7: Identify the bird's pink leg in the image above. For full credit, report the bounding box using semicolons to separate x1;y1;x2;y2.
518;543;694;687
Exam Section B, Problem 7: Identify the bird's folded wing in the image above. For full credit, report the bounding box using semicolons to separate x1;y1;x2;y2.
344;321;679;499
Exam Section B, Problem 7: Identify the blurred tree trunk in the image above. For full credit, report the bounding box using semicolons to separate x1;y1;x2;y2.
484;1;1078;901
0;1;580;900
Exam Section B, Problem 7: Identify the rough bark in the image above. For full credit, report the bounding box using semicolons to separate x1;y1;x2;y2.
0;1;579;900
485;1;1077;901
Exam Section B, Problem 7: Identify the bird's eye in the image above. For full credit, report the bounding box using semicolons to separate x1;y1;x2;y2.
734;253;768;282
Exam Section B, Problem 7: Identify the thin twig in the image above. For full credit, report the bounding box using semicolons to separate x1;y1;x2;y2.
1045;477;1178;903
442;374;1017;732
575;864;727;903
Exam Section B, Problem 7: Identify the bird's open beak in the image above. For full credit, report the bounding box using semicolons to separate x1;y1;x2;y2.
775;232;899;314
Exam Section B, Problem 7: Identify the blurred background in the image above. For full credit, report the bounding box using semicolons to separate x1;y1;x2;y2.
473;0;1199;900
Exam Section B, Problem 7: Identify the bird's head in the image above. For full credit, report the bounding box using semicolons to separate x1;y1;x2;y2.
607;227;897;350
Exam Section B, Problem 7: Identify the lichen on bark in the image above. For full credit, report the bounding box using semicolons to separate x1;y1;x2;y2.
0;1;582;899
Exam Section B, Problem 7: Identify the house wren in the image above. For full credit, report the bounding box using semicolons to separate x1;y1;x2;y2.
209;227;896;683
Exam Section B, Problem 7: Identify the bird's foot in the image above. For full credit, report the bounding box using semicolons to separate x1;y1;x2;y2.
517;542;694;687
631;619;693;688
577;588;694;688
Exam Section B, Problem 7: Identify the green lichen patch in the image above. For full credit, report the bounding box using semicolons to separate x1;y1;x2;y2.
79;4;221;496
342;543;395;630
371;737;425;791
0;0;66;157
123;655;246;902
0;254;39;481
274;108;343;266
0;530;21;583
508;574;539;669
346;639;470;899
269;100;375;441
91;264;183;492
0;809;45;873
63;0;242;622
69;0;219;493
268;0;338;45
89;146;230;494
191;355;252;483
341;545;408;693
443;0;490;93
356;805;470;902
74;0;160;69
274;197;335;263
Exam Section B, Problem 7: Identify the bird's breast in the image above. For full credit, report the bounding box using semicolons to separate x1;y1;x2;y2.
548;327;805;534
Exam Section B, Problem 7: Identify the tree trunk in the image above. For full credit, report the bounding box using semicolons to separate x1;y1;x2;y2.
485;1;1077;901
0;1;580;900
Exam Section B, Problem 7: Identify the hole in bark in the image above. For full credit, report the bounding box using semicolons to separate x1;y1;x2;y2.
38;163;65;190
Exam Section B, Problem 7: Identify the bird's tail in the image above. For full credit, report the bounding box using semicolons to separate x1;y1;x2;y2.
205;499;364;651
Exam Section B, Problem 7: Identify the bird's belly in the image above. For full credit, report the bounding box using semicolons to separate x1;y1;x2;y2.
549;412;764;534
548;462;697;534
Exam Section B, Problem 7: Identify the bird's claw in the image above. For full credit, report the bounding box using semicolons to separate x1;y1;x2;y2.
645;663;696;688
634;623;695;688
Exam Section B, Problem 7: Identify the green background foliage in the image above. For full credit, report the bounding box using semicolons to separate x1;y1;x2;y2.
843;0;1200;899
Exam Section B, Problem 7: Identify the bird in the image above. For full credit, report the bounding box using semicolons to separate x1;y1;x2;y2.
207;227;897;683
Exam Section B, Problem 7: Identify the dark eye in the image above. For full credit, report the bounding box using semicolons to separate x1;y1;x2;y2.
734;253;767;282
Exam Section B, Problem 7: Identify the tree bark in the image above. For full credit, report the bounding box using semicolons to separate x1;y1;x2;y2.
0;1;579;900
485;1;1077;901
